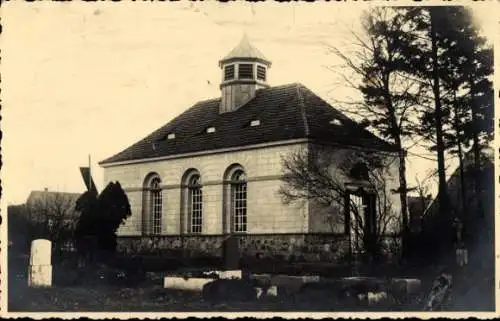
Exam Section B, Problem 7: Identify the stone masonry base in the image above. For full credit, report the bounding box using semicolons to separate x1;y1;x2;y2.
117;234;355;263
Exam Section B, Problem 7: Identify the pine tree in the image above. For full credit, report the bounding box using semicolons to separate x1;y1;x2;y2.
74;182;131;264
403;6;493;251
327;7;423;255
418;6;493;221
455;8;494;221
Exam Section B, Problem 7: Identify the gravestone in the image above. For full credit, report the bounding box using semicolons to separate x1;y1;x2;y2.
28;239;52;287
222;236;240;270
456;248;468;267
423;273;453;311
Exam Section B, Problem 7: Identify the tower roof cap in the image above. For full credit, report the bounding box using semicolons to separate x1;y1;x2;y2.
219;34;271;67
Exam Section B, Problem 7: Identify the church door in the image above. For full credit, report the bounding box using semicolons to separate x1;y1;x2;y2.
347;191;377;255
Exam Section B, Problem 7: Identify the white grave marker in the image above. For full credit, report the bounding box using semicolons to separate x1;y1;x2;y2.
28;239;52;287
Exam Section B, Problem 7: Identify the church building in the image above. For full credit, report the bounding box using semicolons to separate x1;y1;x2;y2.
99;36;402;261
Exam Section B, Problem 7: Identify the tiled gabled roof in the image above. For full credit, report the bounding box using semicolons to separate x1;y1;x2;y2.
100;83;398;166
27;191;82;205
26;190;82;218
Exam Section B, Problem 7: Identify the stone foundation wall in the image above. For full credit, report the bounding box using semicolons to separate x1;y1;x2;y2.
117;235;224;257
117;233;353;263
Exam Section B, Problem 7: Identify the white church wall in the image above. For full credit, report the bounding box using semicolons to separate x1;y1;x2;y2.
382;155;402;235
116;190;142;236
103;142;309;236
247;179;308;233
305;145;402;235
307;146;353;234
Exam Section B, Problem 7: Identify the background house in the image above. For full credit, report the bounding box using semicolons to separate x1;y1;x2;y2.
8;189;82;254
26;189;81;229
419;147;494;259
99;36;403;262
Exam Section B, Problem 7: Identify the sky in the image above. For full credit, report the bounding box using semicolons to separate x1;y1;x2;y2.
1;1;497;211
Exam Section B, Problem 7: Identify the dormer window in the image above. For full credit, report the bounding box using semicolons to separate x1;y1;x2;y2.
224;65;235;81
167;133;176;140
330;118;342;125
238;64;253;79
257;65;266;81
206;127;216;134
250;119;261;127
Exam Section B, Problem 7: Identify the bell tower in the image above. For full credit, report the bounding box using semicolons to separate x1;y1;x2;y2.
219;34;272;114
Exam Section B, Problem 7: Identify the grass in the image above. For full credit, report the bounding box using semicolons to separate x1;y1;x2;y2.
7;246;495;312
7;266;423;312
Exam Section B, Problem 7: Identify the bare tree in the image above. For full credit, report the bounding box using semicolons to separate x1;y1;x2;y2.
323;7;426;256
27;192;79;251
414;172;434;212
411;171;435;233
279;144;400;260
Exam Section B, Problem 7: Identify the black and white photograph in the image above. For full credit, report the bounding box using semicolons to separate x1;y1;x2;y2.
1;1;497;316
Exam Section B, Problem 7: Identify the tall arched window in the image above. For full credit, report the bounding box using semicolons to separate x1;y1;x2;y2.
231;170;247;233
143;173;162;235
150;176;162;235
188;174;203;234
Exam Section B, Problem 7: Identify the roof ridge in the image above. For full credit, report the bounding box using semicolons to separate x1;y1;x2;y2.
30;190;81;194
295;84;310;137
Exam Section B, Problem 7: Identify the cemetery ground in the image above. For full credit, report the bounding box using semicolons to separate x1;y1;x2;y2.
8;249;494;312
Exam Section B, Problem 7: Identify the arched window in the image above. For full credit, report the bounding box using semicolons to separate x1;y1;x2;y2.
231;170;247;233
143;173;163;235
344;160;377;254
349;161;370;181
188;174;203;234
150;176;162;235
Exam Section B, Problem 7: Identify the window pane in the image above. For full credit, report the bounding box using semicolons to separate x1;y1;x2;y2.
151;189;162;235
257;65;266;81
224;65;235;81
231;181;247;233
238;64;253;79
190;186;203;234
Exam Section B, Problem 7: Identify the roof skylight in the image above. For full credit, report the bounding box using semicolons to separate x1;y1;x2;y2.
167;133;176;140
329;118;342;125
250;119;261;127
206;127;216;133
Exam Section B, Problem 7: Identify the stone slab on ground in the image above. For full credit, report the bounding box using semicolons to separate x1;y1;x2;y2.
164;277;216;291
391;278;421;295
249;274;320;296
250;274;421;298
204;270;242;280
202;279;259;303
271;275;320;294
164;270;243;291
318;276;421;294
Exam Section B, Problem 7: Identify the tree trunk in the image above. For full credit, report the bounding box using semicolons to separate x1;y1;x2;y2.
453;90;468;218
468;76;484;220
430;9;450;222
395;136;410;256
383;77;410;256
